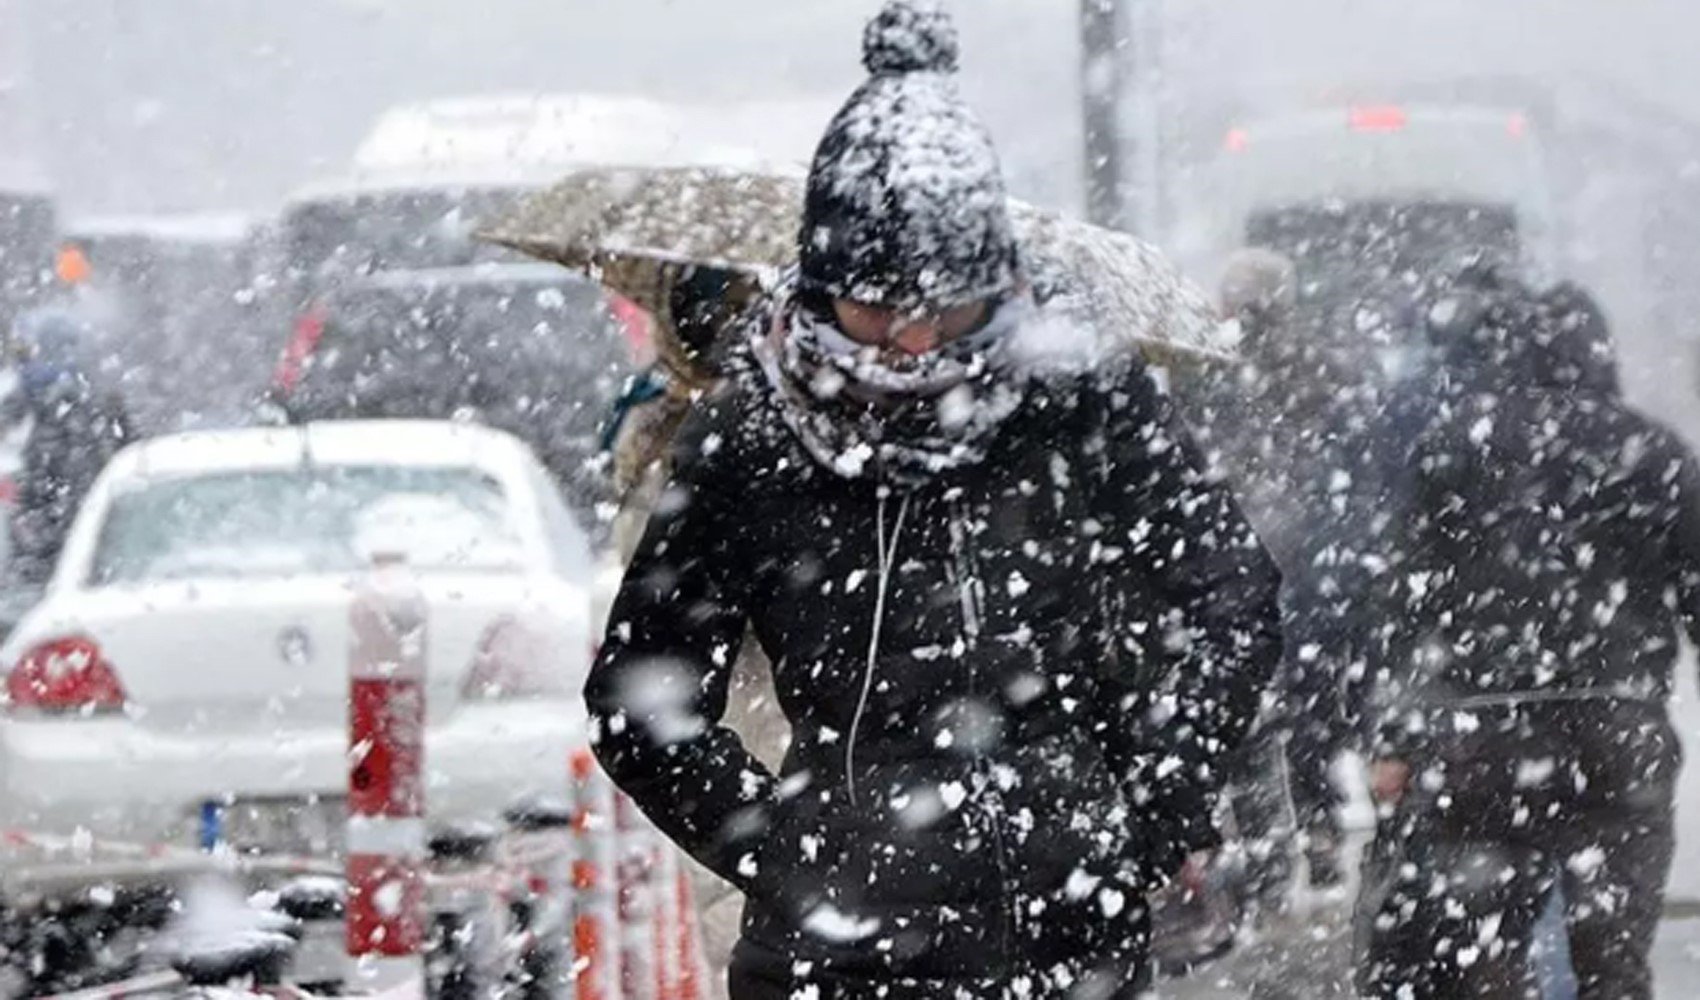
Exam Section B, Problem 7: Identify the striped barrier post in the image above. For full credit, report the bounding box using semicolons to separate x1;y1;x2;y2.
346;554;429;994
570;749;621;1000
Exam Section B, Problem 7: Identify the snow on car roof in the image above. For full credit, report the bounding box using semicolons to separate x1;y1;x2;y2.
289;92;830;204
353;92;828;176
62;212;257;245
107;421;532;484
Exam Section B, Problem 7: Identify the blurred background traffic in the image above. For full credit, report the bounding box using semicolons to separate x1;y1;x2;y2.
4;1;1700;995
8;0;1700;457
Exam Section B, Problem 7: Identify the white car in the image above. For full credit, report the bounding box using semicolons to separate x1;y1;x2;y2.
0;420;594;853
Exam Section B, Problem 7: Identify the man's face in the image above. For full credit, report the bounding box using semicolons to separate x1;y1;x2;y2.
830;297;993;358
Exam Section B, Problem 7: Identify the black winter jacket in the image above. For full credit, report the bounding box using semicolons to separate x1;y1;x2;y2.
1373;370;1700;759
586;352;1283;997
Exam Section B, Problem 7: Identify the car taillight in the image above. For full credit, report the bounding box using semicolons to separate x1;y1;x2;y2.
5;637;127;716
607;294;655;366
463;619;566;701
272;303;329;396
1349;105;1408;132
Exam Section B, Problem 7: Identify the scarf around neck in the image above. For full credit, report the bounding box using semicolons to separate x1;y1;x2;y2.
752;289;1034;485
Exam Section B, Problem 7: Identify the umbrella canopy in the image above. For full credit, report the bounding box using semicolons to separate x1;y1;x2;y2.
478;166;1233;379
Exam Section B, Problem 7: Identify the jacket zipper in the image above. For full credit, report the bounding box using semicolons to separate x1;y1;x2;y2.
949;499;1023;959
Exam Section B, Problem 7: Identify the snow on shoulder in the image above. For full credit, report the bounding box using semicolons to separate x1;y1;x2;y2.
1003;301;1105;378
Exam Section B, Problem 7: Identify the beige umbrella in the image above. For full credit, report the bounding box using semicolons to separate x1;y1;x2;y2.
478;165;1234;381
480;167;790;389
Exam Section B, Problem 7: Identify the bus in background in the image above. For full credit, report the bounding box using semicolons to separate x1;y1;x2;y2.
275;93;830;307
1166;102;1557;378
266;93;834;376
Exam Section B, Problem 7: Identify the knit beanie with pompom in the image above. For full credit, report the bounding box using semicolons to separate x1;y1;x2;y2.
797;0;1020;314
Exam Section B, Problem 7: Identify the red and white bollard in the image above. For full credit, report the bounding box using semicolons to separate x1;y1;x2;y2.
346;554;430;995
570;749;622;1000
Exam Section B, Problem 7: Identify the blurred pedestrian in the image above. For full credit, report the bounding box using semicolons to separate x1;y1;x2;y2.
584;3;1283;997
4;307;134;586
1206;247;1368;892
1356;276;1693;999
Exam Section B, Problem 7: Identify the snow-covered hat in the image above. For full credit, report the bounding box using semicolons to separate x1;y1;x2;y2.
798;0;1020;313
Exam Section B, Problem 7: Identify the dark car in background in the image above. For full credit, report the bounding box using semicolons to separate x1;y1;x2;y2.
279;262;634;541
277;181;530;289
260;92;831;539
60;214;274;433
263;180;545;403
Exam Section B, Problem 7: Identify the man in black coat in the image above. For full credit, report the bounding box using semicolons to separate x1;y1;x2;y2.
1355;277;1697;999
585;4;1284;998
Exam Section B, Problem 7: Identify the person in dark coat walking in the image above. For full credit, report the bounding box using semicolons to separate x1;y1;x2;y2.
584;4;1284;998
3;308;134;586
1355;277;1696;1000
1205;247;1384;894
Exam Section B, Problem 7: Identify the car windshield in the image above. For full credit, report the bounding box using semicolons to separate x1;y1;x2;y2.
89;466;524;584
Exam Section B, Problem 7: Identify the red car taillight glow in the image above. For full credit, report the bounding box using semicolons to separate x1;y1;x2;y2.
4;637;127;716
606;294;655;365
271;303;330;396
1348;104;1409;132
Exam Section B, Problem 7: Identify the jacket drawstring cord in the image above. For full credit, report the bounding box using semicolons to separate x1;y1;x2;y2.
847;488;912;807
